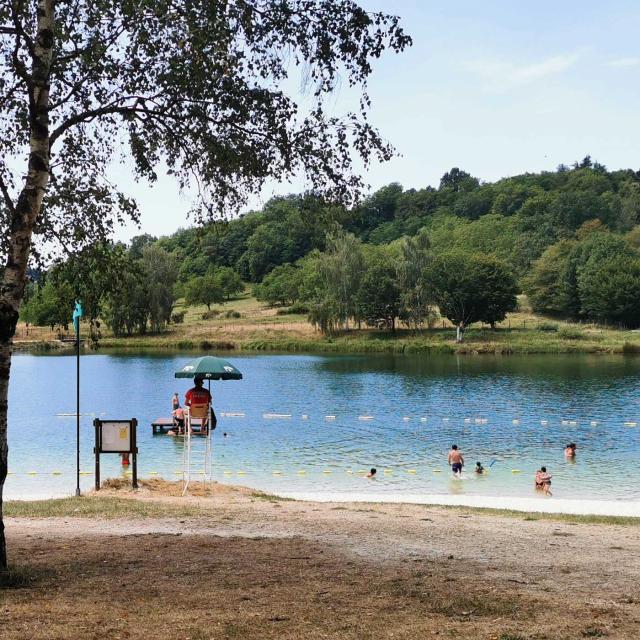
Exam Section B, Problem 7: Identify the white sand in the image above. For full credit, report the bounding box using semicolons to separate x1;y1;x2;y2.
282;491;640;517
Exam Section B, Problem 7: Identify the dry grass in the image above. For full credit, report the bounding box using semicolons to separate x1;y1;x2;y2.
3;484;640;639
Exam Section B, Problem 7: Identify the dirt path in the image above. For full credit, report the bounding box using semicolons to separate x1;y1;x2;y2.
2;485;639;639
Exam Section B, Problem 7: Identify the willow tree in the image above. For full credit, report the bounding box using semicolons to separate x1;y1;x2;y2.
0;1;410;568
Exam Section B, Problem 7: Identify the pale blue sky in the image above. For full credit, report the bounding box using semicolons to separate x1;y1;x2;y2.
115;0;640;241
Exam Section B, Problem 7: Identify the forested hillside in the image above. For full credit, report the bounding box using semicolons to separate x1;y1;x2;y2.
21;158;640;337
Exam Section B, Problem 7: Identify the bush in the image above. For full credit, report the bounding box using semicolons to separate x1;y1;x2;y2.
537;322;559;332
276;302;309;315
558;326;583;340
201;310;220;320
224;310;241;319
171;311;186;324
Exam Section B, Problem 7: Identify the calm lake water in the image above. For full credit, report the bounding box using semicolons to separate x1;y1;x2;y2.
5;351;640;502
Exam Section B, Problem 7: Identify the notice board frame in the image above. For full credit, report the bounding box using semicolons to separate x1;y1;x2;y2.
93;418;138;490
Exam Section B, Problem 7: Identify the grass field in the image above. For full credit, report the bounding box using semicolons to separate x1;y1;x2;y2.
14;291;640;355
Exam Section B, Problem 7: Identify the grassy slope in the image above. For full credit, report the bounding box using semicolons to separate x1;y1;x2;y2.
14;292;640;355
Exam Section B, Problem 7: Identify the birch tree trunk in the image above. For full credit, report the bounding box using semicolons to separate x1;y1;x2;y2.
0;0;54;570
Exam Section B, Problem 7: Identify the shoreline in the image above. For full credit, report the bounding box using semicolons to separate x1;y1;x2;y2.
6;482;640;519
281;491;640;517
12;336;640;356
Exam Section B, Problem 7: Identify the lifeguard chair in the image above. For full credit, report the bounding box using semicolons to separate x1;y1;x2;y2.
182;402;212;495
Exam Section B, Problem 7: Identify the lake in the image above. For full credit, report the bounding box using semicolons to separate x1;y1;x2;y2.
5;351;640;506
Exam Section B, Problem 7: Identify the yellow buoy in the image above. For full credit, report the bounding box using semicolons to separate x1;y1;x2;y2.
432;469;442;473
511;469;522;473
407;469;417;474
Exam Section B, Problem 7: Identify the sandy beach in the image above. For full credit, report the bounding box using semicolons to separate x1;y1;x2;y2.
1;480;639;639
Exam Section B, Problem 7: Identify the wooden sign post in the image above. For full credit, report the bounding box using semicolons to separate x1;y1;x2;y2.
93;418;138;490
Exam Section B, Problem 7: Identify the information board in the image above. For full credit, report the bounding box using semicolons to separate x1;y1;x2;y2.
100;421;131;452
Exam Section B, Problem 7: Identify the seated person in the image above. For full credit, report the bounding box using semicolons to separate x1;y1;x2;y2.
185;378;212;434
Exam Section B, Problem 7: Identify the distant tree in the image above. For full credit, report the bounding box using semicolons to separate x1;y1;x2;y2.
439;168;479;193
213;267;244;301
142;246;178;332
254;264;300;306
20;280;74;331
577;255;640;327
397;230;435;330
129;234;158;261
523;241;575;316
103;261;149;336
427;251;517;341
185;275;224;311
318;229;364;330
356;250;402;331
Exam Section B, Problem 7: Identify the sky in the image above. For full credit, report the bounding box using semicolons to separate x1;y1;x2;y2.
115;0;640;242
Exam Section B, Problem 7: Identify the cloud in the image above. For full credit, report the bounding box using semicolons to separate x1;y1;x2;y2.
465;51;583;91
606;57;640;68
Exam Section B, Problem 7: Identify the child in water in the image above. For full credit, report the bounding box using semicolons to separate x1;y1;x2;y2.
564;443;577;458
535;466;552;496
475;461;485;474
366;468;377;478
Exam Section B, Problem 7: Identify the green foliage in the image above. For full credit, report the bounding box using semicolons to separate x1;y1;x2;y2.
20;279;74;330
142;246;178;332
523;241;575;316
185;274;224;311
427;251;518;337
537;322;559;332
577;254;640;327
213;266;244;300
254;264;301;306
397;230;436;330
356;247;402;330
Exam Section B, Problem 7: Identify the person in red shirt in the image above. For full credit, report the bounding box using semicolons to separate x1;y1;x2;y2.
184;378;214;434
185;377;212;407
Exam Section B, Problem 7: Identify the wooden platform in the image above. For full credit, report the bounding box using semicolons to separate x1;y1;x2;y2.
151;417;204;434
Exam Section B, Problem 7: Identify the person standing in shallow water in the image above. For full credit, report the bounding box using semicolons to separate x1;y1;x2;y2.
448;445;464;477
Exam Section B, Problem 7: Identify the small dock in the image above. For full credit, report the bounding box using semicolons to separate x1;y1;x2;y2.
151;417;204;434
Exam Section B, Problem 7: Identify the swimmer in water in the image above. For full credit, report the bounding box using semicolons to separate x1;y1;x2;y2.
448;445;464;477
366;468;377;478
535;466;552;496
475;461;484;474
564;443;576;458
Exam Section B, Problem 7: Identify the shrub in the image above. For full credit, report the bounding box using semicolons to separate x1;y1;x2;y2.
537;322;559;332
558;326;583;340
224;310;241;319
171;311;186;324
201;310;220;320
276;302;309;315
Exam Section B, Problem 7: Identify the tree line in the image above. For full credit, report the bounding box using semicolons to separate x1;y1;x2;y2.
20;159;640;338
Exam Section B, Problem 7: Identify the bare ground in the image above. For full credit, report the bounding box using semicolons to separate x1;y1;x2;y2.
1;481;639;639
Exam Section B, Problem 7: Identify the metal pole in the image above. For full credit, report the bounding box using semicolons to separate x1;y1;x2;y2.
76;323;81;496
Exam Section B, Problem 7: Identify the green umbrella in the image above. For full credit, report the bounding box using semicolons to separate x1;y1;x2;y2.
174;356;243;381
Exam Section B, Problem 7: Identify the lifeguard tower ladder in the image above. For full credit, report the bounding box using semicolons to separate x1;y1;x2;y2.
182;404;212;495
